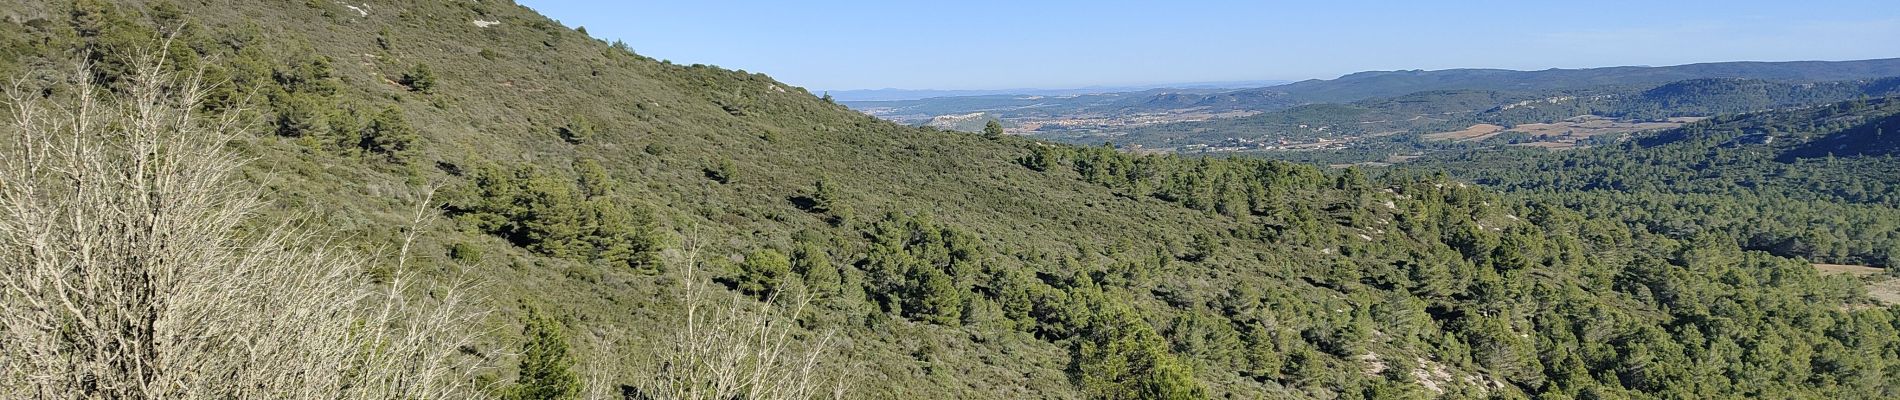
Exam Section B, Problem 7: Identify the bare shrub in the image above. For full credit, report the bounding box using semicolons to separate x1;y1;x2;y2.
0;50;483;398
633;232;850;400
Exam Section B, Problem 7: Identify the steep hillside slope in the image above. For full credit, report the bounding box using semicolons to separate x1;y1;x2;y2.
4;1;1898;399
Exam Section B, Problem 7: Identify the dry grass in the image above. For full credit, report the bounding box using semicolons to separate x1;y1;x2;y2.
0;50;483;399
1863;281;1900;306
1814;263;1884;276
1814;264;1900;306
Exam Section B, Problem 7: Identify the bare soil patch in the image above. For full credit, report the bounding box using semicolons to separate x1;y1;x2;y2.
1815;263;1900;306
1510;141;1582;150
1816;263;1884;276
1424;124;1505;141
1508;116;1679;138
1504;115;1691;149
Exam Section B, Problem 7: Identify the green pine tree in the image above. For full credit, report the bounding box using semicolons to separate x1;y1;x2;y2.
400;63;437;93
1075;302;1209;400
793;242;842;298
733;249;793;298
510;309;581;400
983;120;1005;140
361;105;418;163
558;118;594;144
905;266;963;324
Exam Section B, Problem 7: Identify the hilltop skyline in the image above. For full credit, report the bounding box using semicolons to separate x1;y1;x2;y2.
521;0;1900;91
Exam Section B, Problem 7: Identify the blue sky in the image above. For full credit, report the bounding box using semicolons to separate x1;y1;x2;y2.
519;1;1900;91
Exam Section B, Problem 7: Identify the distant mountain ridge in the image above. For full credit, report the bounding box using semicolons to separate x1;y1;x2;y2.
840;87;1259;126
847;58;1900;139
823;79;1289;101
1066;75;1900;151
1259;58;1900;103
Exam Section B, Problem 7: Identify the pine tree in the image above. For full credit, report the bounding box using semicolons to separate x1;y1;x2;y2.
1021;145;1063;171
983;120;1005;140
558;118;594;144
1182;233;1218;262
1076;302;1208;400
793;243;842;298
361;105;418;163
273;92;330;138
510;310;581;400
574;159;615;198
732;249;793;298
706;159;736;183
1241;324;1284;380
905;266;962;324
401;63;437;93
809;177;852;224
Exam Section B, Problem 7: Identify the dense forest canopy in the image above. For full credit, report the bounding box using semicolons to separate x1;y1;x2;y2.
1421;98;1900;267
1;1;1897;399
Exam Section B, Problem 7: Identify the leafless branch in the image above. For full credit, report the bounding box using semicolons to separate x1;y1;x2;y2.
0;47;484;399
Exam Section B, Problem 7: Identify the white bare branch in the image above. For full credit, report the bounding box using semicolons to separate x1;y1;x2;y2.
0;48;484;399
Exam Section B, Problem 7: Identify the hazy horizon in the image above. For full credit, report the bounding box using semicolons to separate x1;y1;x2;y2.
818;57;1900;94
521;1;1900;91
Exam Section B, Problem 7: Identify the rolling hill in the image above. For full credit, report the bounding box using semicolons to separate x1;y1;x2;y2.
2;1;1897;399
1260;58;1900;103
1422;98;1900;267
851;59;1900;154
1080;76;1900;153
824;80;1289;102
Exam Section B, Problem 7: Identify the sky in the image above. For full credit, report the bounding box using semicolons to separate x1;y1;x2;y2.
518;0;1900;91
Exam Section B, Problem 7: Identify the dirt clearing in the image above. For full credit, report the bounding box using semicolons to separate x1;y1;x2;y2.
1815;263;1900;306
1424;124;1505;141
1508;116;1680;139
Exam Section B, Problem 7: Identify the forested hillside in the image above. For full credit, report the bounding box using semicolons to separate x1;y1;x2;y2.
1470;77;1900;125
1080;76;1900;152
3;1;1898;399
1424;98;1900;268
